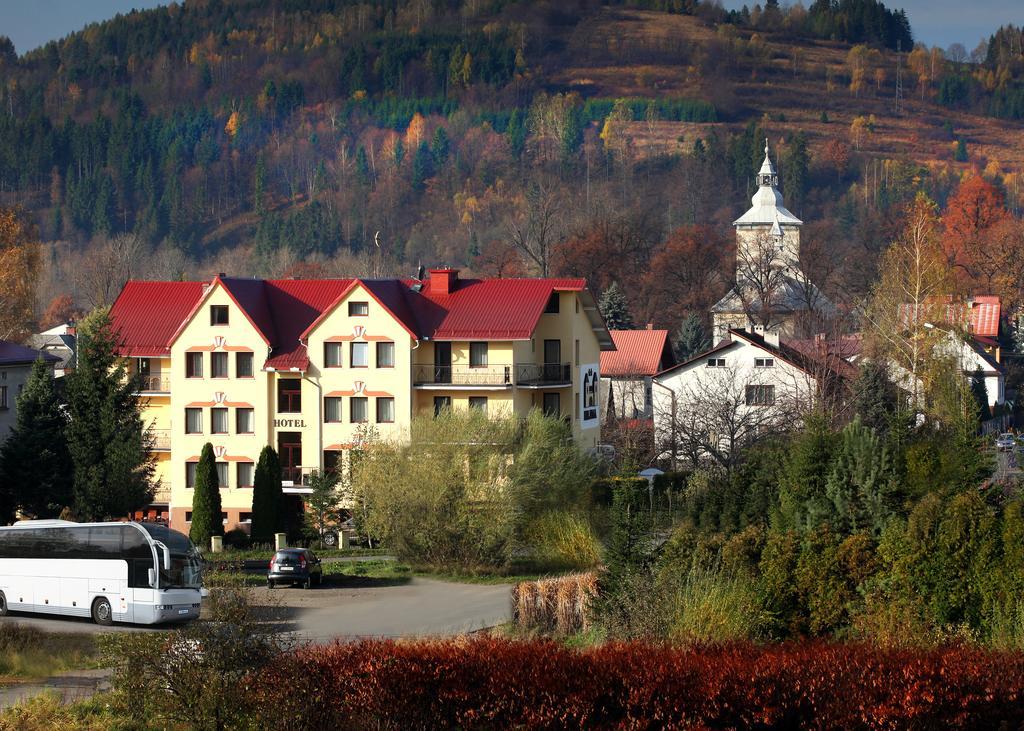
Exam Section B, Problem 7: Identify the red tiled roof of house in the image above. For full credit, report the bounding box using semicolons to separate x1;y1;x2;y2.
417;276;587;340
109;271;610;371
601;330;672;377
898;296;1001;338
0;340;59;366
967;296;1000;337
109;281;207;357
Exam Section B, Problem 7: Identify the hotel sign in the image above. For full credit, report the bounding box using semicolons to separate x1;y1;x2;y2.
273;418;307;428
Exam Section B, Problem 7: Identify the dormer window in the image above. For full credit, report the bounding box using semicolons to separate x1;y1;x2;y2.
210;305;229;326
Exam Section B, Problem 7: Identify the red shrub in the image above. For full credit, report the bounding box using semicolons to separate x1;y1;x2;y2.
246;638;1024;729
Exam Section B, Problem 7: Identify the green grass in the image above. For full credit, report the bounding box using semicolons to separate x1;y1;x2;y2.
0;625;100;684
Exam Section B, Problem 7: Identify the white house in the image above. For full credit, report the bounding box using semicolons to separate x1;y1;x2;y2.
653;328;852;468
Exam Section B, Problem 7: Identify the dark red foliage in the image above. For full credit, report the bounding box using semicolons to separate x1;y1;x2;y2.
247;638;1024;729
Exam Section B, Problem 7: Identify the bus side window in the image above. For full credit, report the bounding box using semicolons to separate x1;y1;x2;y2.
89;526;122;557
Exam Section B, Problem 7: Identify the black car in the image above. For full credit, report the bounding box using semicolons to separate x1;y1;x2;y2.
267;548;323;589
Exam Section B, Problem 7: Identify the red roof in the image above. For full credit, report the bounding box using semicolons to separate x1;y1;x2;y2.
601;330;672;377
898;296;1001;338
0;340;59;366
109;281;207;357
109;272;608;371
416;276;586;340
967;296;1000;337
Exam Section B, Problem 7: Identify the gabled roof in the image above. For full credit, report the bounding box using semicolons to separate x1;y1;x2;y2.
602;329;674;377
109;281;207;357
0;340;59;366
109;272;612;371
417;276;589;341
655;328;856;382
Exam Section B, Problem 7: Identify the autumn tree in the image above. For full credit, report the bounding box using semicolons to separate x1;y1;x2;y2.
864;193;954;413
642;224;729;328
599;99;633;162
40;294;83;329
941;174;1009;288
0;207;42;342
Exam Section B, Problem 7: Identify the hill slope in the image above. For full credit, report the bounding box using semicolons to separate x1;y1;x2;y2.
0;0;1022;329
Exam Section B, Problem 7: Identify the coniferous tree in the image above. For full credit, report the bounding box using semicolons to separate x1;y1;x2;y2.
852;360;901;436
970;367;991;423
189;442;222;548
0;358;72;520
430;127;450;168
824;418;896;536
673;313;711;360
65;308;154;521
599;282;635;330
412;141;433;192
251;445;283;544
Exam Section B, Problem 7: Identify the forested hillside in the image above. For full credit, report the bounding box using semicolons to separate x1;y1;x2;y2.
2;0;1024;339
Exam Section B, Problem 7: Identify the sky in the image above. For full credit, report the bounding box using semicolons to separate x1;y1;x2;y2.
0;0;1020;55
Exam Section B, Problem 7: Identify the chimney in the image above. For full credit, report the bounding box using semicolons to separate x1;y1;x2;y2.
429;267;459;296
764;330;780;347
645;323;653;330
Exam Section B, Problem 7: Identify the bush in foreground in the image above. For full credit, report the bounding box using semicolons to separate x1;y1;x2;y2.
248;637;1024;729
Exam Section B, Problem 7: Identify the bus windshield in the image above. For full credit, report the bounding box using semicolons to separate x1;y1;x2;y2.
139;523;203;590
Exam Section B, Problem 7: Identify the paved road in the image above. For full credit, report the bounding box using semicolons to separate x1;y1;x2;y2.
0;576;512;640
0;577;513;709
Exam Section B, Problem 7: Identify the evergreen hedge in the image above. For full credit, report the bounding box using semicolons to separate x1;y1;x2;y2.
189;443;223;548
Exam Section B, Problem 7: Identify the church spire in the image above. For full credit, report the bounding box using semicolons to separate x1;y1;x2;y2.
757;138;778;188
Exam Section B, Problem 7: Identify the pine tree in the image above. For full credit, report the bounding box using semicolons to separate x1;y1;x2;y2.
598;282;635;330
412;141;433;192
65;308;154;521
782;132;809;209
604;479;650;583
430;127;449;169
0;358;72;520
251;445;283;544
970;367;991;423
673;313;711;359
189;442;222;548
852;360;901;436
824;418;895;536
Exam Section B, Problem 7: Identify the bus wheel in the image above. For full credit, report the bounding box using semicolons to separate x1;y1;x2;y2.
91;597;113;626
0;591;7;616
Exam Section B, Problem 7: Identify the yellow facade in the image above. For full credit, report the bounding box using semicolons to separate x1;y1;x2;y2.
132;283;602;533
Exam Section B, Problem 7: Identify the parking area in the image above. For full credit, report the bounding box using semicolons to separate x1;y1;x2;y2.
0;576;513;640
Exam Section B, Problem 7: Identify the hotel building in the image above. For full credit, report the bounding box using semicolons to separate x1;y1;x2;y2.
108;269;613;530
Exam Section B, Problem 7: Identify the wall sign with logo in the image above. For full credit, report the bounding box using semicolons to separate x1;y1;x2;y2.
580;363;599;429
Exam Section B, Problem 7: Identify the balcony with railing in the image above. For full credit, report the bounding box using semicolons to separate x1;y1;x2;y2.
150;429;171;451
515;362;572;387
413;364;513;387
135;374;171;394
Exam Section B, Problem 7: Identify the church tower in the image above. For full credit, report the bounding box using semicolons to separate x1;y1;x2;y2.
711;141;829;343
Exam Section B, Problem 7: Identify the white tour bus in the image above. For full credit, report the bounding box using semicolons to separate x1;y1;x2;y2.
0;520;204;625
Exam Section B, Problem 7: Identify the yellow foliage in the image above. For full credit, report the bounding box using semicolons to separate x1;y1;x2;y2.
0;208;41;342
224;111;241;138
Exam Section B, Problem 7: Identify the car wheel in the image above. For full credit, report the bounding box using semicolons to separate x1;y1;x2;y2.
303;576;312;590
0;590;8;616
91;597;113;626
267;580;274;590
